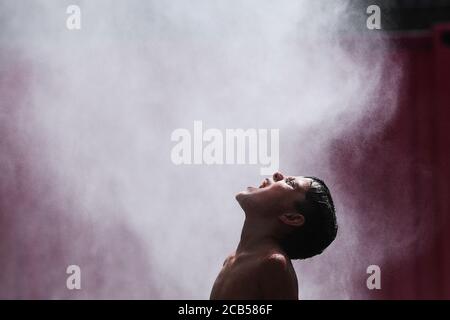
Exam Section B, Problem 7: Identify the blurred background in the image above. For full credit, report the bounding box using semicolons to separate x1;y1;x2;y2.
0;0;449;299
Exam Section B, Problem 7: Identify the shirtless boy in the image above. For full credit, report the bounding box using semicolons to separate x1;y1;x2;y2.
210;172;337;300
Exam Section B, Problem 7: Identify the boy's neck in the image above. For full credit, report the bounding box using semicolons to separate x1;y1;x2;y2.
236;217;284;255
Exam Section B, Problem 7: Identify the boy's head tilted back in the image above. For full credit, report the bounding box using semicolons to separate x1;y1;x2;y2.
211;171;337;300
235;172;337;260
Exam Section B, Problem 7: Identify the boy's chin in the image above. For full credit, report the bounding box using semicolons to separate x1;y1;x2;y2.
236;187;257;200
235;191;246;202
235;191;251;207
236;190;262;213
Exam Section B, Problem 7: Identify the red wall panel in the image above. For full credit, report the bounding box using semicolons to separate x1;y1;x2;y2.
336;25;450;299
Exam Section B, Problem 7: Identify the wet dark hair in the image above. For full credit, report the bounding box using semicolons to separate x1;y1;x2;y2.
281;176;337;260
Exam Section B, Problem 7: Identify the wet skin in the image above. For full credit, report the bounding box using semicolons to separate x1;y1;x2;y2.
210;172;313;300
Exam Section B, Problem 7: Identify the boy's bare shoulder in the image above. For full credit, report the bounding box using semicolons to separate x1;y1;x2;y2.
223;252;236;266
259;252;289;272
221;250;290;271
255;250;297;299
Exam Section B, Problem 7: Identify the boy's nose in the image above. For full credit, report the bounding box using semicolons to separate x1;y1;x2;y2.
273;172;284;182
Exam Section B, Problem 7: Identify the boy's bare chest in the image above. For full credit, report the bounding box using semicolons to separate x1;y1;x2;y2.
210;258;261;299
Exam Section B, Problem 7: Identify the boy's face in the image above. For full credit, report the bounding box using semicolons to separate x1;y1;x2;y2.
236;172;313;217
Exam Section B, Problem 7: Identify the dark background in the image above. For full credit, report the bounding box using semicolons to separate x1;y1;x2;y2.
339;0;450;298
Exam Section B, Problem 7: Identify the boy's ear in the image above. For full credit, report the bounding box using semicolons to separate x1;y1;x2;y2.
279;212;305;227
